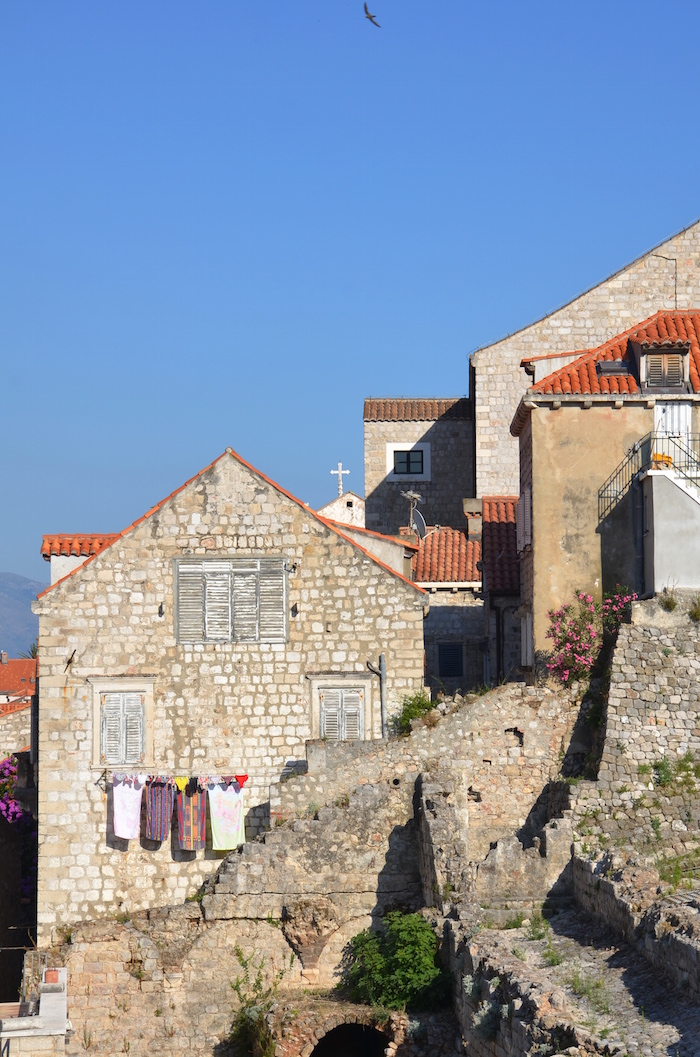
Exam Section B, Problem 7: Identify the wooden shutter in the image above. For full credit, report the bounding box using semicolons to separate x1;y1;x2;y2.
232;564;258;641
101;693;124;764
320;689;341;740
205;563;232;641
647;354;664;387
177;562;205;641
258;559;286;641
101;692;145;764
341;689;363;740
523;488;532;546
123;693;145;764
665;355;683;386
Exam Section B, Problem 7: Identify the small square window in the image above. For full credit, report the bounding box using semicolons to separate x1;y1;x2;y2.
438;644;463;678
394;450;424;475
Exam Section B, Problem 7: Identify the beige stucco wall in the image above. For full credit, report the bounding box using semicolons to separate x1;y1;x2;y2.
527;404;652;653
33;453;425;941
472;220;700;496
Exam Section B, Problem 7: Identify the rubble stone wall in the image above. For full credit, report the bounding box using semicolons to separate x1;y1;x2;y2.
0;703;31;757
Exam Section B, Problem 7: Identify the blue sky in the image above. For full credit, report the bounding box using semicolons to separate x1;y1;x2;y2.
3;0;700;582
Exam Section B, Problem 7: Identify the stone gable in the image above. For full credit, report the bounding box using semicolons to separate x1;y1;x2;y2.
33;451;425;940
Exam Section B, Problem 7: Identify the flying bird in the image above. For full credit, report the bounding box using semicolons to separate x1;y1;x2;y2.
364;3;380;27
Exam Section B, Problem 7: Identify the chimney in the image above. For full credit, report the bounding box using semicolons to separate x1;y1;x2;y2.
0;652;7;665
462;499;482;542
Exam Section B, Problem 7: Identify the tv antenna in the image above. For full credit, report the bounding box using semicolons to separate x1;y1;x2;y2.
400;490;426;538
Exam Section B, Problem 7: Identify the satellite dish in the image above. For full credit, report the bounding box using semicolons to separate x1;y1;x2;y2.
411;509;427;539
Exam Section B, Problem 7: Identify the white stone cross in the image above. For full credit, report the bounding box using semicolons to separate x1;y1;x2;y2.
330;462;350;497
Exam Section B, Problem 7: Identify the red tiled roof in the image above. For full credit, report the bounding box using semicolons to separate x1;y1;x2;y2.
38;449;425;598
320;519;419;549
413;528;481;583
0;659;37;696
41;534;119;560
363;398;470;422
531;310;700;397
481;497;520;594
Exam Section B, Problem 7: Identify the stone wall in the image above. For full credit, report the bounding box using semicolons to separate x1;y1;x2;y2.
0;703;31;757
33;451;426;940
472;219;700;496
422;591;484;694
364;415;474;535
271;684;577;865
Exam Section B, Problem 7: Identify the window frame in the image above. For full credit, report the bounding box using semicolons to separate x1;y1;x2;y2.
307;672;375;740
385;442;431;482
174;557;288;645
89;678;154;770
438;642;464;679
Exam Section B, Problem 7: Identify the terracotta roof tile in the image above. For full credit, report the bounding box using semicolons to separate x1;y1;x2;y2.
532;310;700;397
363;398;470;422
41;534;119;560
413;528;481;583
0;659;37;697
482;497;520;594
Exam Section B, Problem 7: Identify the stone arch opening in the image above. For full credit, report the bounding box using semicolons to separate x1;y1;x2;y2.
311;1023;388;1057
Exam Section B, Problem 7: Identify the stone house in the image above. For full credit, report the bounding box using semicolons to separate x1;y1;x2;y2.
510;310;700;660
481;497;521;683
33;447;426;940
412;526;483;693
363;397;474;535
316;490;365;527
0;656;37;757
471;218;700;497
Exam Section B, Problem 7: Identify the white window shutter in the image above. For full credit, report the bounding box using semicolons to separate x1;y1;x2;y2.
320;689;341;740
101;693;124;764
516;497;524;552
258;559;286;642
232;567;258;641
523;488;532;547
177;562;205;641
341;689;364;740
123;693;145;764
205;564;232;641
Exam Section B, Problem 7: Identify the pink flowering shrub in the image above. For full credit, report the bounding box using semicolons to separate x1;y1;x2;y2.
546;587;637;685
0;755;28;825
0;756;37;904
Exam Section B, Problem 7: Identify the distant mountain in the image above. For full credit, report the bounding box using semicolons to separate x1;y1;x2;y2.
0;573;47;657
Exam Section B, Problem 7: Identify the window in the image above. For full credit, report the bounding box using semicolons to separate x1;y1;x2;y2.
176;558;287;643
516;489;532;551
100;692;145;765
319;687;364;740
438;643;463;678
385;442;431;482
645;353;683;388
393;450;424;475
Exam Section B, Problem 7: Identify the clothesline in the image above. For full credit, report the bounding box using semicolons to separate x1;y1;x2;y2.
111;773;249;851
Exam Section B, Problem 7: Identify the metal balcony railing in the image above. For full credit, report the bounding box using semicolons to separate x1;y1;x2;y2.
598;432;700;522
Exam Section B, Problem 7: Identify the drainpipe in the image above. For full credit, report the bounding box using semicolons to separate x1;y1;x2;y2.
366;653;388;737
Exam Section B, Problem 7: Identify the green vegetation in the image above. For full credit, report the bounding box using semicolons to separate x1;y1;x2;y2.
567;968;611;1014
527;912;549;941
504;911;525;930
342;911;449;1011
542;939;563;967
392;690;436;735
659;589;678;612
229;947;293;1057
689;596;700;623
651;817;662;840
657;848;700;887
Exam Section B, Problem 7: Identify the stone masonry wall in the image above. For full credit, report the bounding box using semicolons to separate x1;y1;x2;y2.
472;219;700;496
33;452;425;941
364;416;474;535
592;598;700;850
271;683;578;864
423;591;484;694
0;703;31;757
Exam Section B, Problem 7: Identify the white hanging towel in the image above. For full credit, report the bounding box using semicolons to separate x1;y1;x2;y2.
208;783;246;850
112;776;144;840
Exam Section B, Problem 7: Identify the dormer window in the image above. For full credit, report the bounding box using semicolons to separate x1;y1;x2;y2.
645;353;683;388
630;340;691;391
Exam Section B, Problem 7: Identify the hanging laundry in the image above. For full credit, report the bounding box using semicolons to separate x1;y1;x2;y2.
176;780;206;850
173;776;189;792
208;780;246;851
112;775;144;840
145;778;174;841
